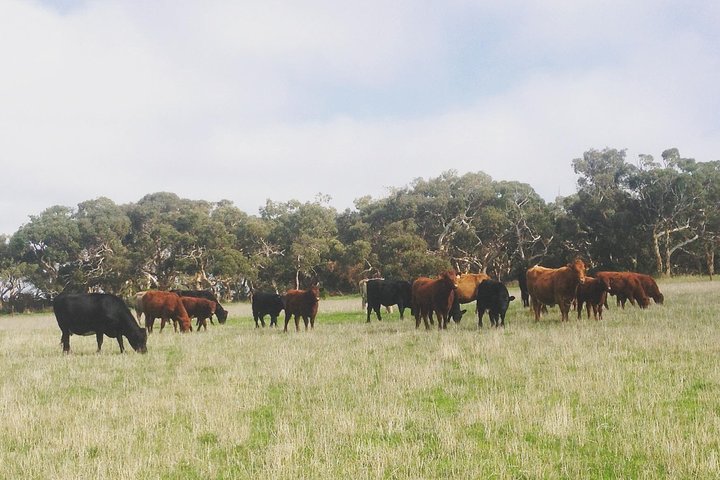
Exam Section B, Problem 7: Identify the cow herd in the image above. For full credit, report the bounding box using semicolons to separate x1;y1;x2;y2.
521;259;664;322
51;258;664;354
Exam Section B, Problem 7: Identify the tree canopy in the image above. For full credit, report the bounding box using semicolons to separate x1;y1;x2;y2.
1;147;717;312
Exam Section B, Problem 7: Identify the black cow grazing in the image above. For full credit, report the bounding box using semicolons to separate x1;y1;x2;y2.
53;293;148;354
252;291;285;327
173;290;229;324
366;279;412;322
449;293;468;323
476;279;515;328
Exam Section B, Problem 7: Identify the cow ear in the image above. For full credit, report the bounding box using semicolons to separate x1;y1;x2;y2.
509;296;516;301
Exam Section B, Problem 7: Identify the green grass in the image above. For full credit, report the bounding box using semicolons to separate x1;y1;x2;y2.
1;280;720;478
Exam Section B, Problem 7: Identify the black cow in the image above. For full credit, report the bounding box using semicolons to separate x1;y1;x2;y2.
366;279;412;322
476;279;515;327
173;290;229;324
251;291;284;327
53;293;148;354
518;269;530;308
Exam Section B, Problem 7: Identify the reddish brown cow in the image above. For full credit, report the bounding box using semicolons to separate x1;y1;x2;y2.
575;276;610;320
635;273;664;304
142;290;192;333
180;297;217;332
595;272;650;309
411;270;459;330
455;273;491;304
526;259;587;322
283;285;320;332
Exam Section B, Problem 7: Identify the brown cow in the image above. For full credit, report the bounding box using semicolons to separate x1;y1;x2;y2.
595;272;650;309
141;290;192;333
575;276;610;320
526;259;587;322
411;270;459;330
635;273;664;304
455;273;491;304
283;285;320;332
180;297;217;332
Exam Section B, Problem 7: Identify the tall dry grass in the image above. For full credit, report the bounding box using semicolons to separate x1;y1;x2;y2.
0;279;719;479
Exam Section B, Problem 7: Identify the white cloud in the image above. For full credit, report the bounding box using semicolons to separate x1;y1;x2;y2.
1;0;718;234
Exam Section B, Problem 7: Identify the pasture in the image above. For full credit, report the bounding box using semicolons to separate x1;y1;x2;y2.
1;278;719;479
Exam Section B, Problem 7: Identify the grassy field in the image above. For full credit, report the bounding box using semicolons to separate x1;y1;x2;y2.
1;278;719;479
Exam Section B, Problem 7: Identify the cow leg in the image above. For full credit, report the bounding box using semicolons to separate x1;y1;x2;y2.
531;298;541;321
253;313;260;328
294;314;300;332
478;308;485;328
146;317;154;333
116;336;125;353
366;305;372;322
96;333;104;353
160;317;167;333
310;315;315;329
283;312;291;332
561;301;571;321
61;331;71;354
302;315;309;331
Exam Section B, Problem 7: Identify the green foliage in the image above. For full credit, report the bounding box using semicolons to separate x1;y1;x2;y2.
2;148;719;303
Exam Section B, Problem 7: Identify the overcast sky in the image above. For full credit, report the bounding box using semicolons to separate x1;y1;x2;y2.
2;0;719;235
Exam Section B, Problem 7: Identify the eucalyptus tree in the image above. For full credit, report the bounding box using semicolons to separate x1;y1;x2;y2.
260;198;339;290
627;149;704;276
567;148;643;270
70;197;132;293
9;205;81;294
374;219;451;279
124;192;194;289
693;160;720;277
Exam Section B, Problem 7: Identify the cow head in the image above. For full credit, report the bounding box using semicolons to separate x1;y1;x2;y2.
129;328;148;354
215;307;228;324
599;275;612;293
309;285;321;302
450;300;467;323
570;258;587;284
491;284;515;326
440;270;459;289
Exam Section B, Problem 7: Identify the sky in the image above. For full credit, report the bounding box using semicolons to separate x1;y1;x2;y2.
1;0;719;235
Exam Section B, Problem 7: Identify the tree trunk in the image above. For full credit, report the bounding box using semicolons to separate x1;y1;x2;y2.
706;246;715;280
652;229;664;275
664;231;672;277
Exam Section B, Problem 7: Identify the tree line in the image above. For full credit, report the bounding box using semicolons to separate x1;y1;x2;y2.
1;147;718;312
